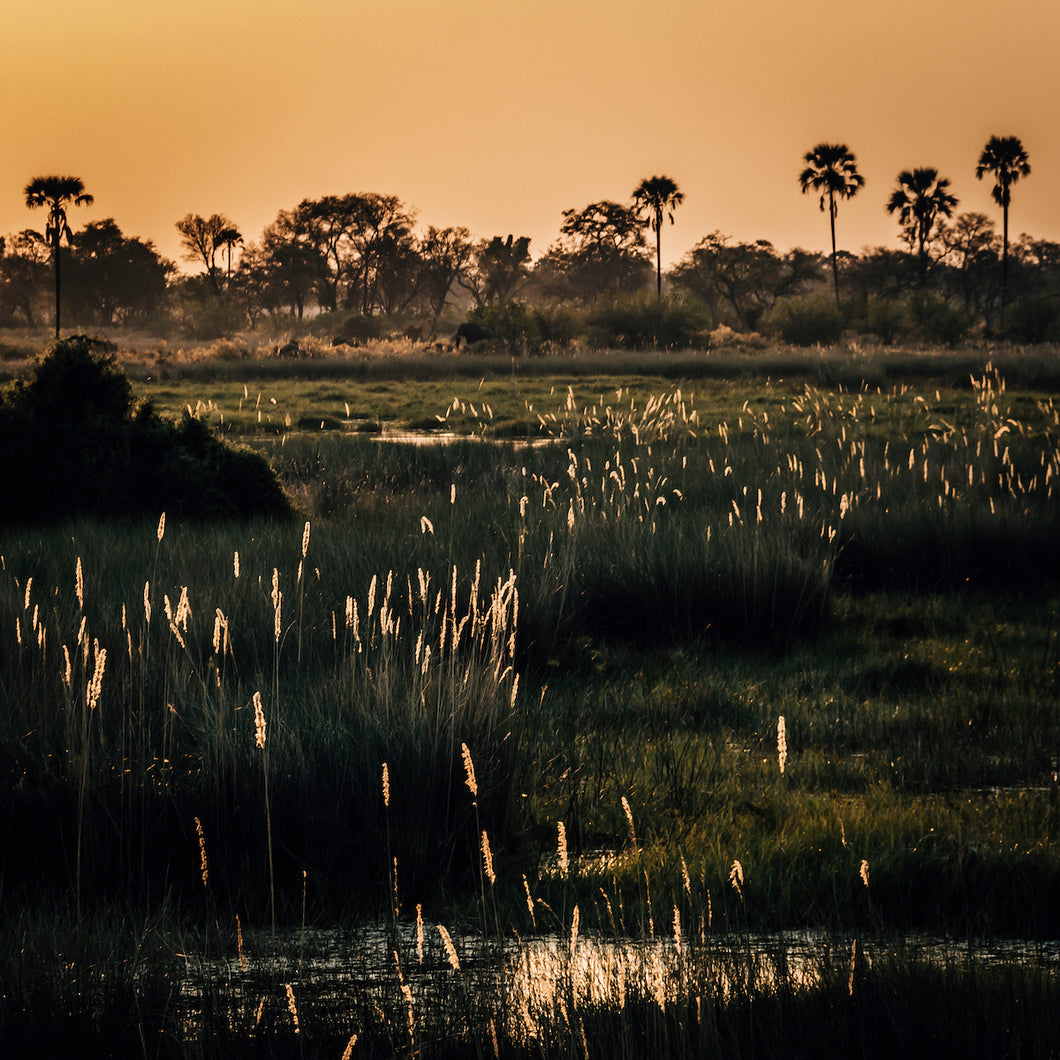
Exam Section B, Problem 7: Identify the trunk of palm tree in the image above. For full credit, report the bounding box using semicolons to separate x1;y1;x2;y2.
53;232;62;338
828;189;839;307
1000;203;1009;333
655;219;662;296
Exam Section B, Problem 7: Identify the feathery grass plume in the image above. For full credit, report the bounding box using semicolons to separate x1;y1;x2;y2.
523;874;537;928
340;1035;358;1060
461;743;478;799
416;904;424;963
381;762;390;807
420;515;434;535
681;855;692;899
729;859;744;900
284;983;300;1033
557;821;569;877
672;905;682;944
23;576;32;611
61;645;72;688
570;904;580;958
143;581;151;624
194;817;208;888
849;938;857;996
233;550;240;578
254;998;265;1027
860;859;870;887
86;642;107;710
438;925;460;970
301;520;310;558
174;586;190;631
621;796;637;848
481;830;496;885
212;609;227;655
156;511;165;542
253;691;266;749
777;715;788;774
75;556;83;610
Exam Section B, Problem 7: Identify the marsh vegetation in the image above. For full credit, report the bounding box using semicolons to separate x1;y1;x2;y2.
1;344;1058;1056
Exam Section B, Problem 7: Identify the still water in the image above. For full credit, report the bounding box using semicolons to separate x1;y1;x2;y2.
177;920;1060;1039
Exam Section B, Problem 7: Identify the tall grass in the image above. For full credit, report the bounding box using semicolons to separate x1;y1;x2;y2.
1;363;1059;1052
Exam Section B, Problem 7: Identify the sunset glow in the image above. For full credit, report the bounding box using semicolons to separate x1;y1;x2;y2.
3;0;1057;271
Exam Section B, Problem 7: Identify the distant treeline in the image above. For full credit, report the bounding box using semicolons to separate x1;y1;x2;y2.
3;140;1056;346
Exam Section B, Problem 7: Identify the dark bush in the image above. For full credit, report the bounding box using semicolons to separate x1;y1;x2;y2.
335;312;384;343
910;293;969;346
0;336;292;524
1009;295;1060;344
772;295;845;346
864;297;910;345
585;294;709;350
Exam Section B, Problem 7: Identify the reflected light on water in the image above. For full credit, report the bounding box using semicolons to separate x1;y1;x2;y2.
177;922;1060;1043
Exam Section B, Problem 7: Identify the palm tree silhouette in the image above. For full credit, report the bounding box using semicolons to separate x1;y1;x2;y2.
24;175;94;338
798;144;864;306
216;227;244;289
886;168;958;287
632;176;684;296
975;135;1031;330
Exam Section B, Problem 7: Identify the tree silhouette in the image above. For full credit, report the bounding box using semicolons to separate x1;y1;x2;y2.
975;135;1031;330
798;144;864;306
886;168;958;287
175;213;237;294
632;176;684;296
24;175;94;338
215;227;244;289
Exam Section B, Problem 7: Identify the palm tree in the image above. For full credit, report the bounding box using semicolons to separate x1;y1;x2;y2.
632;175;684;296
975;135;1031;329
798;143;864;306
215;227;244;289
886;168;958;287
24;175;94;338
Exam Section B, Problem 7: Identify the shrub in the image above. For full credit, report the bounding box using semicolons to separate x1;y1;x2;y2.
910;293;969;346
468;299;535;348
334;312;384;343
0;336;292;524
772;295;845;346
864;297;910;345
530;303;581;352
585;294;709;350
1008;295;1060;343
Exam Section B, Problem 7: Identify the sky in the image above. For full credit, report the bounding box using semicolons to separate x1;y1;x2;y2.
3;0;1058;275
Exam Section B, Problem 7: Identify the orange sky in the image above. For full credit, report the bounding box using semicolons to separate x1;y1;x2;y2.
3;0;1057;273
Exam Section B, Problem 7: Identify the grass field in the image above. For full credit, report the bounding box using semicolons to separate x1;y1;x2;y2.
1;342;1058;1055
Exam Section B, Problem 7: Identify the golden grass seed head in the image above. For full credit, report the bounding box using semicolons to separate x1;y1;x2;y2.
461;743;477;798
253;691;266;749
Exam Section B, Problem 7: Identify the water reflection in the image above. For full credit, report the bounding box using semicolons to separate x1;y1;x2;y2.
178;922;1060;1041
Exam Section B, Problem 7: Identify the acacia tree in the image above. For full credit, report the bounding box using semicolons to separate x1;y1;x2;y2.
539;201;650;299
975;135;1031;328
175;213;238;294
458;235;532;305
886;168;959;287
798;144;864;306
631;175;684;296
24;175;94;337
